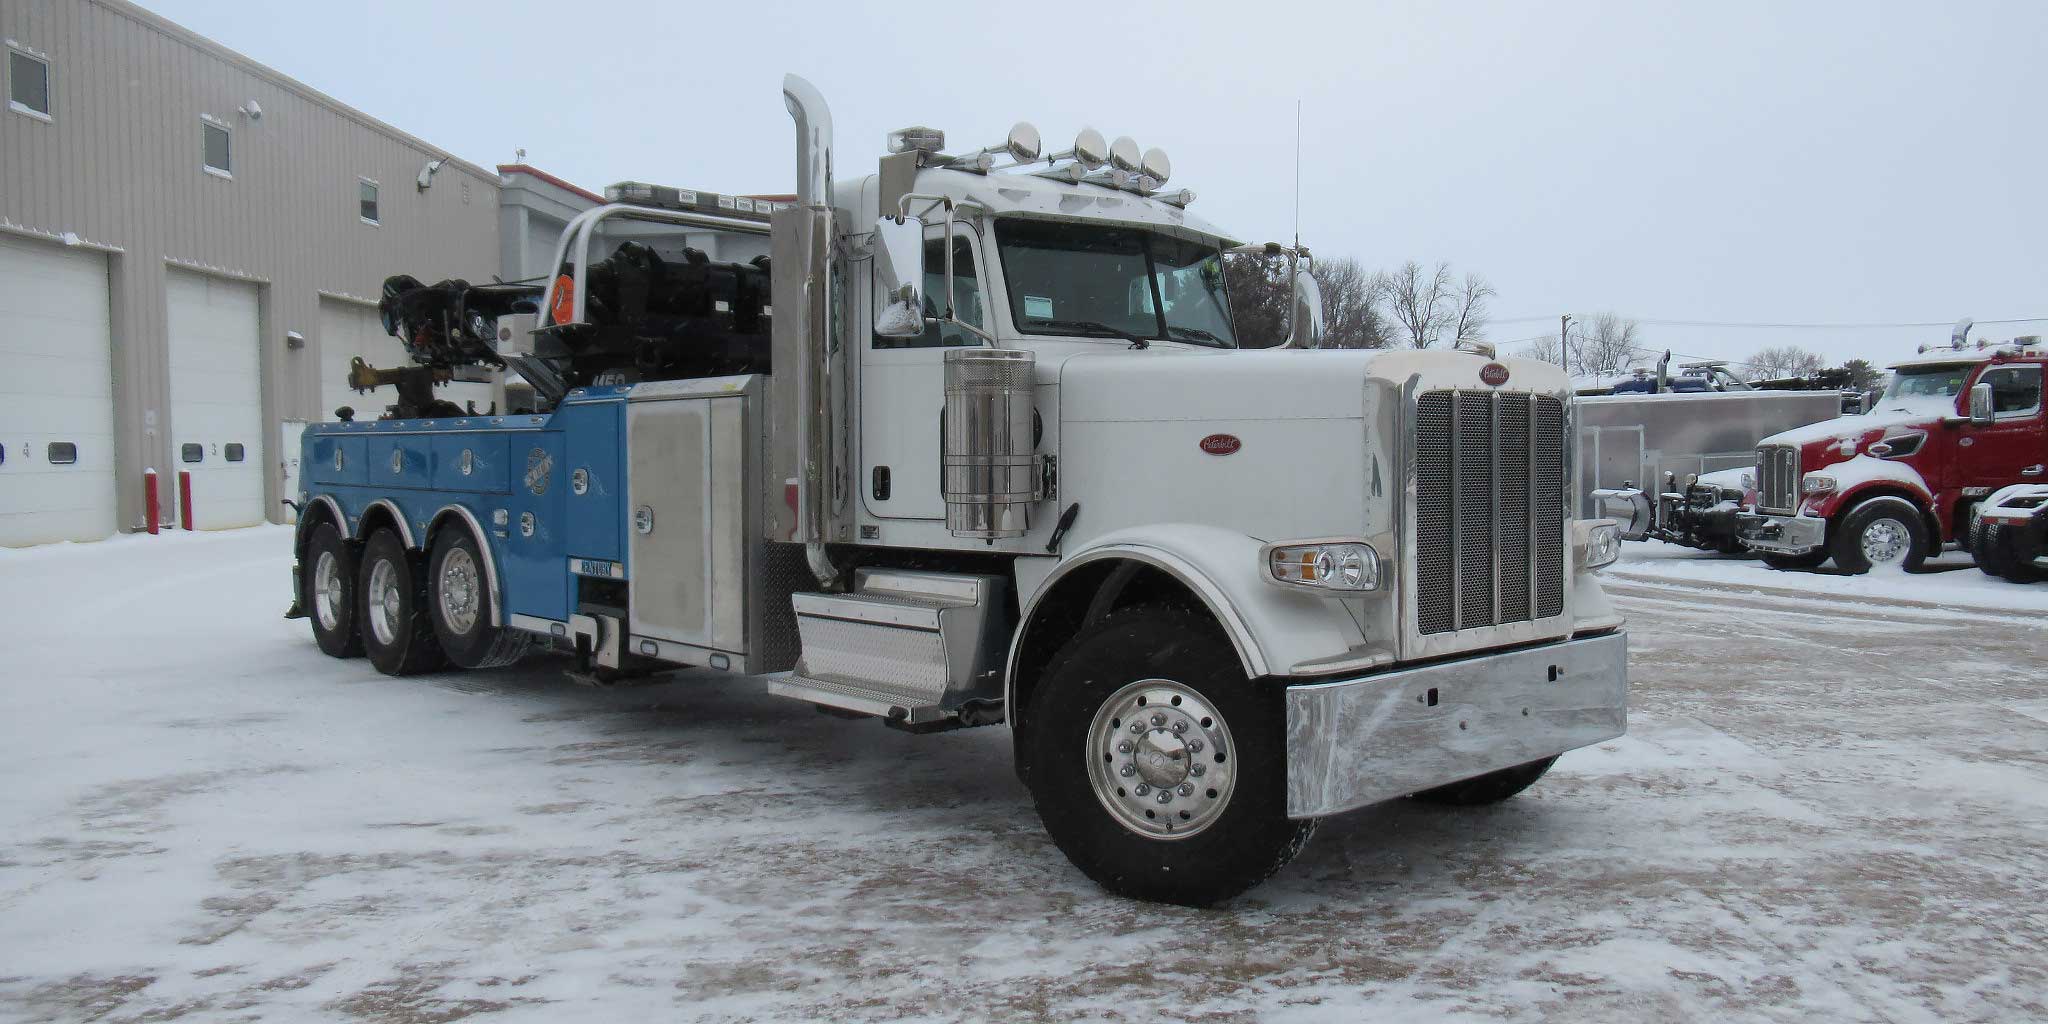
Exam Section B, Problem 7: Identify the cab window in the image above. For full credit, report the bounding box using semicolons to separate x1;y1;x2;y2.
874;235;983;349
1981;365;2042;417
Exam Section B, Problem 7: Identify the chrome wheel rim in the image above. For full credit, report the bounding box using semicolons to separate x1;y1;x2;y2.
1861;518;1910;565
367;558;402;647
438;548;480;635
1086;678;1237;840
313;550;345;631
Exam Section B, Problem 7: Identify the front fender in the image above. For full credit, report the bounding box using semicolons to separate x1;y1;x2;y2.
1024;524;1373;682
1803;456;1933;518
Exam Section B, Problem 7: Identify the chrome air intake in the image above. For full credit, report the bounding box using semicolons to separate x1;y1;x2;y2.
942;348;1041;538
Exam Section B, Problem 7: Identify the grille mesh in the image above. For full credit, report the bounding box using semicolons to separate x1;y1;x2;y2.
1416;390;1566;635
1758;445;1798;514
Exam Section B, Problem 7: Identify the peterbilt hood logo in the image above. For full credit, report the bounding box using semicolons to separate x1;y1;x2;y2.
1200;434;1242;456
1480;363;1511;387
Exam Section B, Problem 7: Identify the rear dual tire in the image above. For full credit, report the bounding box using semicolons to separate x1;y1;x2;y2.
358;529;448;676
304;522;364;658
426;527;533;669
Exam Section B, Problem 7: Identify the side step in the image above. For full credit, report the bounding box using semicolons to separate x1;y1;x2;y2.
767;569;1007;728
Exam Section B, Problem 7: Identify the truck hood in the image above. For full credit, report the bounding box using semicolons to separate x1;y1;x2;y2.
1760;402;1946;472
1051;347;1571;423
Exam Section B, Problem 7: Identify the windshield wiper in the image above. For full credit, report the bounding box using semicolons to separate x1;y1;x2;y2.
1166;325;1228;347
1026;318;1152;350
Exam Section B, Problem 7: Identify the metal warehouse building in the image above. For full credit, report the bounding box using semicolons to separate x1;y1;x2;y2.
0;0;501;546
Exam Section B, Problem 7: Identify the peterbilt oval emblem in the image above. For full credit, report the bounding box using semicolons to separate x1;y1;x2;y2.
1480;363;1511;387
1199;434;1242;456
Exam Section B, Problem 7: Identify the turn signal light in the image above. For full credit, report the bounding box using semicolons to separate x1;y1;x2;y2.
1263;541;1381;593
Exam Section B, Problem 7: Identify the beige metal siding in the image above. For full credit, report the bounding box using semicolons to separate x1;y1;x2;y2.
0;0;499;531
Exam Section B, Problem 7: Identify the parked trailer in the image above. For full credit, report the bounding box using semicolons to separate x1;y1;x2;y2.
1583;389;1841;550
285;75;1629;906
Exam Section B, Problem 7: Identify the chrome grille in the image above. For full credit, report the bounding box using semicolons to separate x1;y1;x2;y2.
1416;390;1566;635
1758;445;1799;514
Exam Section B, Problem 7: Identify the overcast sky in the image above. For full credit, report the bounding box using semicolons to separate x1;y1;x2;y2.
147;0;2046;369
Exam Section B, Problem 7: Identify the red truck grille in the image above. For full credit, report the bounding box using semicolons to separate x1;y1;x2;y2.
1757;445;1799;514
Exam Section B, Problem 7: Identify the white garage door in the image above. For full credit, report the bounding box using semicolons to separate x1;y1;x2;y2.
319;298;496;423
168;270;265;530
0;234;117;547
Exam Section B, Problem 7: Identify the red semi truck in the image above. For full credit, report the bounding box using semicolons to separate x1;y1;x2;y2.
1734;334;2045;572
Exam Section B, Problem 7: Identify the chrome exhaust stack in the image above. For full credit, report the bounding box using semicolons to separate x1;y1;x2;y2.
781;74;840;584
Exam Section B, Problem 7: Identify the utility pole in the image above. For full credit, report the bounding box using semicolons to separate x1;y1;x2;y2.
1560;313;1573;375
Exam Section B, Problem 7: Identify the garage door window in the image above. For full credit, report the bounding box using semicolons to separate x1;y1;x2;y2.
202;118;231;177
181;443;204;463
9;46;49;120
359;178;379;225
225;443;245;462
47;442;77;465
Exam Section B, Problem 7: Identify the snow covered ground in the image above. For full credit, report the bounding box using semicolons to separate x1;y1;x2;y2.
2;528;2044;1022
1614;538;2048;613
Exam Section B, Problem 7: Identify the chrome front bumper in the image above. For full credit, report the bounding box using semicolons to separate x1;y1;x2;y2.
1736;511;1826;554
1282;631;1628;818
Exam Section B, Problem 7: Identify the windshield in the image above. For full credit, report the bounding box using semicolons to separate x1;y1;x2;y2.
993;219;1236;347
1881;364;1972;410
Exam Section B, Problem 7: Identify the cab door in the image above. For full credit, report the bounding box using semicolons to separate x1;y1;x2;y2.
859;228;989;520
1956;363;2046;489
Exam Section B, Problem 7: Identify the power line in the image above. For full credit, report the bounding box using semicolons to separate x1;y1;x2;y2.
1491;314;2048;330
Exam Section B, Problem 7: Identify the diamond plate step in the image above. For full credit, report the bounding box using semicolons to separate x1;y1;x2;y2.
765;672;950;725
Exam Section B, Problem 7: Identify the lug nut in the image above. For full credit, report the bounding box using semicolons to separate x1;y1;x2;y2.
1188;739;1203;753
1172;721;1188;734
1117;740;1133;754
1131;723;1144;734
1178;783;1194;796
1134;783;1151;796
1150;713;1167;727
1119;764;1136;778
1156;790;1172;804
1190;763;1205;778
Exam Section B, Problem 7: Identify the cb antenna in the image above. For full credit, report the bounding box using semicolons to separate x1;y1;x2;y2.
1293;99;1302;251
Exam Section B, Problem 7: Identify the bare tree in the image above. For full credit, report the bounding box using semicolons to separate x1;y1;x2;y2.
1520;335;1564;366
1311;258;1390;349
1744;345;1826;379
1384;260;1456;348
1222;252;1289;347
1449;271;1496;342
1569;312;1643;377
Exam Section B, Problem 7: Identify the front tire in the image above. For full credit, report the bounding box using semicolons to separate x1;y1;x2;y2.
1022;604;1316;907
1830;498;1928;574
1410;757;1558;806
427;526;533;669
303;522;363;658
1761;549;1829;571
357;529;448;676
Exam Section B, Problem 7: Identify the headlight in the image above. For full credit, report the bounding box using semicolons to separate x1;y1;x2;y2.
1740;471;1755;491
1262;540;1382;593
1801;473;1837;495
1573;519;1622;571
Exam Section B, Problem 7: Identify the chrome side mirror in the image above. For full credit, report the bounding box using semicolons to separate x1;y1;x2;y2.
1969;381;1995;425
874;215;928;338
1289;267;1324;349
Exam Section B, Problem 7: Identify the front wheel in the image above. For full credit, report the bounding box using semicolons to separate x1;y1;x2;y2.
1761;549;1829;571
1022;604;1316;907
1410;757;1558;806
1830;498;1928;574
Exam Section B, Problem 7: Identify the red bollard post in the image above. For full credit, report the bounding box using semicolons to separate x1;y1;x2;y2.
178;470;195;531
144;468;160;535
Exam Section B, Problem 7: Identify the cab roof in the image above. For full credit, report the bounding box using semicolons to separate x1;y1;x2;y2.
870;166;1242;246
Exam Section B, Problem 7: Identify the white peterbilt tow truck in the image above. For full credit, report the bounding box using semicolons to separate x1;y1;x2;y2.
289;75;1630;905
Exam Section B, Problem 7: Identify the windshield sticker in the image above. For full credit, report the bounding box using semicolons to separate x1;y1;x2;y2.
1024;296;1054;320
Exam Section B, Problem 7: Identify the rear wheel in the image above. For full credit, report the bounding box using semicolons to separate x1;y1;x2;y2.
303;523;362;658
1022;604;1316;907
1975;520;2045;583
1831;498;1928;574
357;529;447;676
427;526;533;669
1410;757;1558;806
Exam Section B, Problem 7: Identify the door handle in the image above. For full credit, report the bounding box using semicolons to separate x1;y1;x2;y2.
2024;465;2045;476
